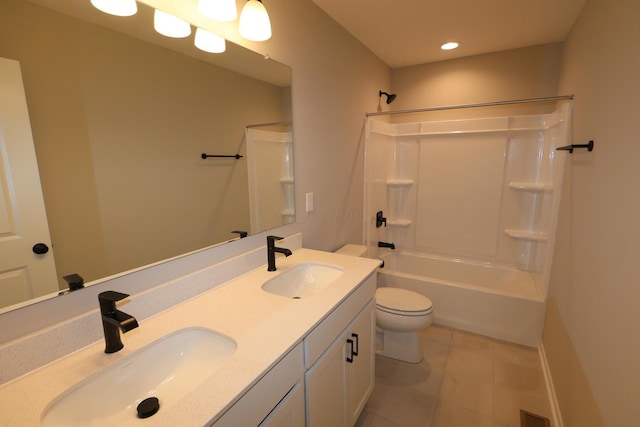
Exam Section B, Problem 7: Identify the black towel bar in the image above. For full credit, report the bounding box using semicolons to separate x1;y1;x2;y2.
201;153;243;159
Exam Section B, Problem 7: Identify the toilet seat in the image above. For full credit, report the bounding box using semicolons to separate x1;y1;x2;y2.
375;287;433;317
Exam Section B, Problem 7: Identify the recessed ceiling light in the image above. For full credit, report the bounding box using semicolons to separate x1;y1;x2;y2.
441;42;459;51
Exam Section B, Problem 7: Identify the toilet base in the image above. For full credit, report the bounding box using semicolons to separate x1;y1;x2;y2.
376;329;423;364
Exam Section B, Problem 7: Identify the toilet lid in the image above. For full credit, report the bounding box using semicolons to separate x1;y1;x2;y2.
376;287;432;313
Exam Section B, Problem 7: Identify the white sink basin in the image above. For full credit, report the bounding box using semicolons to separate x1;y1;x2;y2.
261;262;344;298
41;327;236;426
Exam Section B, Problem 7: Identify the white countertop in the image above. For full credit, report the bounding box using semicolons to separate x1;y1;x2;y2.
0;249;380;426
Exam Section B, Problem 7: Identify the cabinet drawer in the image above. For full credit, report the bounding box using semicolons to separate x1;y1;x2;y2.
212;343;304;426
304;274;376;368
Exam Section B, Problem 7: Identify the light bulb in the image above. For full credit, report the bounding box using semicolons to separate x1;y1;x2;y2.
154;10;192;38
239;0;272;42
441;42;459;51
90;0;137;17
195;28;226;53
199;0;237;22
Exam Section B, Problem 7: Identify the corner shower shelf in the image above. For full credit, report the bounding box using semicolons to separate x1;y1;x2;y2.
280;178;294;184
509;182;554;192
387;219;412;227
281;209;295;217
386;179;414;187
504;229;548;242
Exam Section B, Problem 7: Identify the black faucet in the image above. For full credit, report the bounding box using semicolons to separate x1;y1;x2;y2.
378;241;395;250
98;291;139;353
267;235;292;271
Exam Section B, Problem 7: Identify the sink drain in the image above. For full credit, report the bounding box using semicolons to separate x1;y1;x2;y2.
292;296;301;299
137;397;160;419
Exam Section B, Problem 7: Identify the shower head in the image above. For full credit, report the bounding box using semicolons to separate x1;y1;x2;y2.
379;90;397;104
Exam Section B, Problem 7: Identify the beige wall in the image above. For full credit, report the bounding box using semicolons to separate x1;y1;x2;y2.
264;0;392;250
141;0;393;252
544;0;640;426
0;0;286;287
391;43;564;110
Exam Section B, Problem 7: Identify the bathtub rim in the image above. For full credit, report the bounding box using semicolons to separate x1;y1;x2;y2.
378;251;544;302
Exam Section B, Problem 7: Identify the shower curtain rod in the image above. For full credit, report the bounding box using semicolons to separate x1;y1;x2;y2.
365;95;574;117
245;121;292;128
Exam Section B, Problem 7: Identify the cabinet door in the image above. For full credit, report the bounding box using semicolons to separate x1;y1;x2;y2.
259;383;305;427
305;330;348;427
347;302;375;426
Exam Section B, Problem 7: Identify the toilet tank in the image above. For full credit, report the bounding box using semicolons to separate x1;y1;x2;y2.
335;244;367;257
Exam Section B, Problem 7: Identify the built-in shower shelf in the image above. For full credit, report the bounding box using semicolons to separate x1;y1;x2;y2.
509;182;554;192
386;179;414;187
504;229;548;242
280;178;294;184
387;219;412;227
281;209;295;217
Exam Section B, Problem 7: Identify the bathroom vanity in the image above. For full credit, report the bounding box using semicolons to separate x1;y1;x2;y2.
0;248;379;426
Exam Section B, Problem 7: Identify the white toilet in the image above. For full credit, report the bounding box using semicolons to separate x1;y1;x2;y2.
375;287;433;363
335;245;434;363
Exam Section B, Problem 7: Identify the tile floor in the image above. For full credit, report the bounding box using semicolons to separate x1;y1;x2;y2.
355;325;553;427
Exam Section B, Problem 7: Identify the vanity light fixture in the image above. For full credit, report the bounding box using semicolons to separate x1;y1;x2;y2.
195;28;226;53
154;9;192;38
441;42;459;50
239;0;272;41
90;0;137;16
198;0;237;22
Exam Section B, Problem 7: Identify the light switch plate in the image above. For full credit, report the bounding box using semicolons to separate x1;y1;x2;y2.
305;192;314;212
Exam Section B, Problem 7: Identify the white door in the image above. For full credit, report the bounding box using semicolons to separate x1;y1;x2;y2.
0;57;58;309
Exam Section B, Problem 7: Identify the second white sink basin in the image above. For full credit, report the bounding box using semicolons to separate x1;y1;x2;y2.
261;262;344;298
41;327;236;426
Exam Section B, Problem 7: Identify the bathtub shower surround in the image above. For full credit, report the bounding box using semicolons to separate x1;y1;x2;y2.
364;99;572;346
245;125;295;233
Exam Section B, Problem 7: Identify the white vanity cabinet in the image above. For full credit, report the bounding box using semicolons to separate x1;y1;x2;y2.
345;301;375;425
304;274;376;427
208;272;377;427
211;344;305;427
259;383;305;427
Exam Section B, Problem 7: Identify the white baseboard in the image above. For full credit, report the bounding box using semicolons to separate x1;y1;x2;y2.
538;343;564;427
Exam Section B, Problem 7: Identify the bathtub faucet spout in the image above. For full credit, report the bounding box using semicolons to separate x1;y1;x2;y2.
378;241;395;250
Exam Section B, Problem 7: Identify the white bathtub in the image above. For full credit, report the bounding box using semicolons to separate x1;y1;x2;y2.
377;251;545;347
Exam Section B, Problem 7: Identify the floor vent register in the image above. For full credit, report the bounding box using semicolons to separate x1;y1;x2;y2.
520;409;551;427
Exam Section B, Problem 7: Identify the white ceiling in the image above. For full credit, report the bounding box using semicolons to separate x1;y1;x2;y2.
312;0;587;68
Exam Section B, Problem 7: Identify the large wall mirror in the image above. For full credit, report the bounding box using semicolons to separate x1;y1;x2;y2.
0;0;294;313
